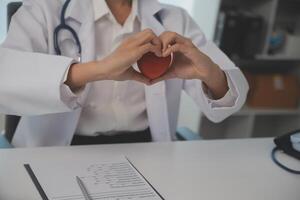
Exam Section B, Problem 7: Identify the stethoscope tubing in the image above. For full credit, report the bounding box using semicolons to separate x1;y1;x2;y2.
271;147;300;174
54;0;82;61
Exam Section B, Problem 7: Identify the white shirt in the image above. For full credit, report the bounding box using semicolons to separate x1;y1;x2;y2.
75;0;237;136
75;0;148;136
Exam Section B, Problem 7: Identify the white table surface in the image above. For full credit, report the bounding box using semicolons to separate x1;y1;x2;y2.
0;138;299;200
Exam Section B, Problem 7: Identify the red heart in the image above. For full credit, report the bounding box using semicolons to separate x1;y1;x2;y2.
137;52;172;80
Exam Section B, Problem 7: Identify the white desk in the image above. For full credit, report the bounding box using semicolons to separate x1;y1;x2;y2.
0;138;299;200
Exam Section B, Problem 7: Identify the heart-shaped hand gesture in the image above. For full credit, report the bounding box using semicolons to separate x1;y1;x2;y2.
150;32;221;84
155;32;229;99
67;30;228;99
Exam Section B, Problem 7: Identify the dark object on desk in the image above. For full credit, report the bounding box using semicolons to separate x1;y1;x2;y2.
271;130;300;174
4;2;22;143
215;10;264;59
274;130;300;160
76;176;92;200
24;164;49;200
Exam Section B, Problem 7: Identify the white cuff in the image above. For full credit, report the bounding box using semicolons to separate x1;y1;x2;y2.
60;61;87;109
202;71;238;108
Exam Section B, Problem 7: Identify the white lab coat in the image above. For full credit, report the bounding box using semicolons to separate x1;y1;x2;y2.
0;0;249;147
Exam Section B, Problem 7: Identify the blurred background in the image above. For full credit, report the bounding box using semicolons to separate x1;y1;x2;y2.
1;0;300;140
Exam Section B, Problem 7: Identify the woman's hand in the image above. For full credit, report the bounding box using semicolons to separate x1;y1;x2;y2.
102;29;162;82
65;29;161;91
151;31;229;99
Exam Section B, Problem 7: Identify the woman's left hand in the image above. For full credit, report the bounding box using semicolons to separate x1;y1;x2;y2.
151;31;229;99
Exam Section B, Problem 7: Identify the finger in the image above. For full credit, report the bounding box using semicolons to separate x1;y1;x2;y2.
150;70;176;85
130;69;151;85
151;36;162;57
138;43;161;58
133;29;162;56
162;43;189;57
134;29;159;46
160;32;186;52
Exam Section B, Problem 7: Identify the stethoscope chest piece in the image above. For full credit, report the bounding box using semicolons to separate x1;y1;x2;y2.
58;36;82;62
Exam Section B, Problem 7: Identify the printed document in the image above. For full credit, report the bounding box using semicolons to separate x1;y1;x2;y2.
28;157;163;200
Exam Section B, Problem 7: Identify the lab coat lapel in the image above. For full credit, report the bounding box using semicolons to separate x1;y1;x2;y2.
64;0;96;59
65;0;89;24
139;1;172;142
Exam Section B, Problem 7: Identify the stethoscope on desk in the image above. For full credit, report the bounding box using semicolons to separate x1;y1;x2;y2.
271;130;300;174
53;0;82;62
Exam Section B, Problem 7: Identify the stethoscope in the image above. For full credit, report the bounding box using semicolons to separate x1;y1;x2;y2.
271;130;300;174
53;0;82;62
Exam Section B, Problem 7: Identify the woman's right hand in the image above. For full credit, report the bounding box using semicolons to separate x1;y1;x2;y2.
65;29;162;91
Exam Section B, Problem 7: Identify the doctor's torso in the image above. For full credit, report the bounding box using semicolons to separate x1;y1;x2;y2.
0;0;248;147
75;0;148;136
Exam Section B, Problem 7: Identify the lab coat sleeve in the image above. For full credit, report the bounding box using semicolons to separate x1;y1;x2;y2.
0;0;80;116
180;9;249;122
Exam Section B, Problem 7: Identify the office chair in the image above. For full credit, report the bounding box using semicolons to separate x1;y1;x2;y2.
176;127;201;141
3;2;23;144
0;131;12;148
7;2;22;30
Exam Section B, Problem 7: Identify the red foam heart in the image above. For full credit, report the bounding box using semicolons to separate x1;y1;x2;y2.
137;52;172;80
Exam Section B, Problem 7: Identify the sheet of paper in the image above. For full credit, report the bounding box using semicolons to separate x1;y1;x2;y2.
29;157;163;200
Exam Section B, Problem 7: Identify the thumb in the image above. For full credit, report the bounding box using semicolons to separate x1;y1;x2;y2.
129;68;151;85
